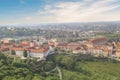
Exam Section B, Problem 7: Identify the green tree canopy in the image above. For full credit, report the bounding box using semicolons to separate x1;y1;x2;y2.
11;50;16;55
23;50;27;57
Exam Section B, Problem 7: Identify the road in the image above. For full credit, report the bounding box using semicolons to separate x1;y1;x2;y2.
45;65;62;80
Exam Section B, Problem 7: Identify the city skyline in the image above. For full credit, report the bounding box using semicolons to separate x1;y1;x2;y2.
0;0;120;24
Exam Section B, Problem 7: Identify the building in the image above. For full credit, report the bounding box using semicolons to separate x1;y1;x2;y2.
11;47;25;57
111;42;120;58
11;45;50;59
21;41;30;48
86;37;107;47
0;43;13;49
28;47;49;59
0;48;10;53
57;42;83;54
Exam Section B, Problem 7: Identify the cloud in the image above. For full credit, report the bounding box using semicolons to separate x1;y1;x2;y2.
83;0;93;2
24;17;32;21
22;0;120;23
35;0;120;22
1;0;120;24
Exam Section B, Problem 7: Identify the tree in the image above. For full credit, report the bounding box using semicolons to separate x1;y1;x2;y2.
60;56;75;70
23;50;27;57
25;74;33;80
10;40;15;43
11;50;16;55
32;75;44;80
0;41;3;45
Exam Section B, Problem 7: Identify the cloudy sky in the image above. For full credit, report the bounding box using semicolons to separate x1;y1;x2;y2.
0;0;120;24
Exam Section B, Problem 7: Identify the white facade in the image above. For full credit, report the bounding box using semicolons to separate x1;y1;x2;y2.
29;52;44;59
12;48;50;60
29;49;50;59
15;51;23;57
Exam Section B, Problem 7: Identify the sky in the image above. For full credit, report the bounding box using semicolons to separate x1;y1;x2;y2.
0;0;120;24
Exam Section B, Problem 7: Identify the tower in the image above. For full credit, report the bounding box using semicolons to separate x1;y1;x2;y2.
30;37;34;47
111;41;117;58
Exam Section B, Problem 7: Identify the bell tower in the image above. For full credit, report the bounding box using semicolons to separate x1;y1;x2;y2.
111;41;117;58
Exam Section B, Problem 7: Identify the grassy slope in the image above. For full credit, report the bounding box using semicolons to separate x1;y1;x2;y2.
62;62;120;80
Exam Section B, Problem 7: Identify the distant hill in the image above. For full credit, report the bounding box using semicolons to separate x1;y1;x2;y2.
0;21;120;31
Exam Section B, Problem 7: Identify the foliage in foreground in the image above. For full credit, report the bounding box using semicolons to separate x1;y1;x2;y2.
0;52;120;80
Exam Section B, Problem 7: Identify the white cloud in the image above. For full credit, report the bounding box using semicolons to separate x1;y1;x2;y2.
22;0;120;23
36;0;120;22
83;0;93;2
24;17;32;21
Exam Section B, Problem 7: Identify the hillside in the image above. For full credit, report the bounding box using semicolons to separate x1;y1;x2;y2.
0;52;120;80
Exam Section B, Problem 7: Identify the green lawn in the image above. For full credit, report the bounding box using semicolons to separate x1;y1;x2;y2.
62;62;120;80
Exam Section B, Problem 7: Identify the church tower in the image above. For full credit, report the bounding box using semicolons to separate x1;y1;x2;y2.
111;41;117;58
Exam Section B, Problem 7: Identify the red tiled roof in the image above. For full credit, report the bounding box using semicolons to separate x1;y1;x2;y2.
57;43;68;46
67;43;81;47
90;37;107;44
0;48;9;52
29;48;49;53
2;43;12;46
34;43;39;47
11;47;25;51
21;41;30;46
